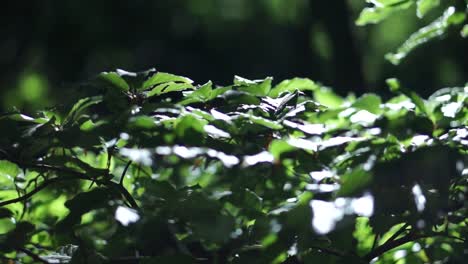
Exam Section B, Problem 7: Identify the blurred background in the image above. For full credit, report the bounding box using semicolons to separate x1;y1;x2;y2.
1;0;466;112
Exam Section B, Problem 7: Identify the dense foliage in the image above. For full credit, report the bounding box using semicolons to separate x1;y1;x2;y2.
1;69;466;263
0;1;467;263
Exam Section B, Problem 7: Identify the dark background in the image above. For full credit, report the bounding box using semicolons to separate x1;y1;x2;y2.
1;0;466;112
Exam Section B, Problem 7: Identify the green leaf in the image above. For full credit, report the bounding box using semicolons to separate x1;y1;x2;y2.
142;72;193;90
63;96;103;125
269;78;318;98
416;0;440;18
175;114;208;137
352;94;382;115
146;82;193;97
5;113;49;124
182;81;230;104
269;140;295;160
243;114;283;130
337;168;373;197
222;90;261;105
235;76;272;96
386;7;466;65
229;188;263;217
386;78;431;118
386;78;401;92
128;116;156;129
461;24;468;37
356;0;413;26
272;90;300;117
313;87;343;108
242;189;263;211
0;160;21;185
353;217;375;255
187;81;213;101
99;72;130;91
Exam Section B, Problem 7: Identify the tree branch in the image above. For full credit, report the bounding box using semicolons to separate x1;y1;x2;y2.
385;223;410;244
310;245;347;258
364;231;464;262
1;160;139;209
365;232;422;262
16;247;50;264
0;177;62;207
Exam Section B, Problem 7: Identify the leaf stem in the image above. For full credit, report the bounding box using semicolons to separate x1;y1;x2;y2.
120;160;132;185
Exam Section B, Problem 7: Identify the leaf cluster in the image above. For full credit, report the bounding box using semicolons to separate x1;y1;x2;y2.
0;67;466;263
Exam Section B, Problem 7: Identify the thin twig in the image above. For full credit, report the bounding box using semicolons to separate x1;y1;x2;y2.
120;160;132;185
1;160;139;209
17;247;49;264
371;233;380;250
109;181;140;209
310;245;347;258
385;223;410;244
0;177;62;207
365;232;422;262
364;231;464;262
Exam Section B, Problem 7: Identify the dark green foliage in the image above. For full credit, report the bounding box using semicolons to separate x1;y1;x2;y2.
0;3;467;264
0;67;466;263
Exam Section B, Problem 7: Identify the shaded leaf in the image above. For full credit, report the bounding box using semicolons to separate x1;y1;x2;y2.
99;72;130;91
63;96;103;125
386;78;431;118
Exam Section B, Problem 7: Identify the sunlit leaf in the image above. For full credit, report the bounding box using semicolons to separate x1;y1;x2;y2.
143;72;193;90
416;0;440;18
269;78;318;98
385;7;466;65
146;82;193;97
249;115;283;130
313;87;343;108
461;24;468;37
356;0;413;26
269;139;295;159
352;94;382;115
99;72;130;91
235;76;272;96
182;81;230;104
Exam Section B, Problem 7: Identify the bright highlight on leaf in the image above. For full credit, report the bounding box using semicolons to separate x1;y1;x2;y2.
412;184;426;212
310;193;374;235
0;65;466;263
115;206;140;226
